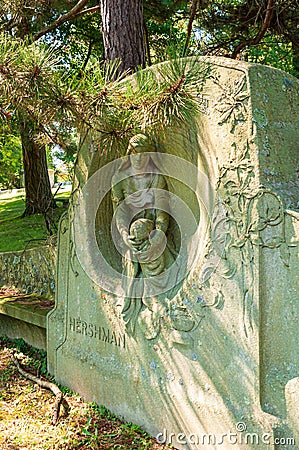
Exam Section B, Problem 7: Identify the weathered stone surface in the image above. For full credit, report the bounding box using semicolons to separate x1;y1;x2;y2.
48;57;299;449
0;245;56;298
0;297;48;328
0;297;50;350
0;315;46;350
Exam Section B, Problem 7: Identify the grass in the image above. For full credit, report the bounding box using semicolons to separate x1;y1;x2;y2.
0;192;26;220
0;189;71;252
0;336;171;450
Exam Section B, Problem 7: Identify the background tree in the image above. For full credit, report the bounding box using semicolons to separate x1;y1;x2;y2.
0;0;101;216
100;0;146;75
1;0;297;222
190;0;299;77
143;1;190;63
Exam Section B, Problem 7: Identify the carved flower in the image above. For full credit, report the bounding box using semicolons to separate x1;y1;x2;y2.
214;75;249;130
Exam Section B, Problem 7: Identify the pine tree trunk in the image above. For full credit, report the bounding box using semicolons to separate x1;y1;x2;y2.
20;118;56;216
100;0;146;76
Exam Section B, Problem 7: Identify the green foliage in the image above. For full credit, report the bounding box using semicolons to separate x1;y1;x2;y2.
0;133;22;188
1;0;297;151
0;34;60;121
81;57;211;155
0;336;47;375
57;8;104;71
0;33;80;175
191;0;299;77
246;39;295;75
89;402;117;421
1;0;297;174
0;34;210;157
1;0;297;186
145;12;189;63
0;0;103;208
80;402;158;449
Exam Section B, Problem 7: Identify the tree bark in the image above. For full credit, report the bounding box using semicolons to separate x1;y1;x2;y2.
292;42;299;78
183;0;199;57
20;118;56;216
100;0;146;76
16;18;55;218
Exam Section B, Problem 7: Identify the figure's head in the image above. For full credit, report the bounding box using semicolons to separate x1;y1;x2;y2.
130;218;154;241
118;134;157;172
127;134;156;171
127;134;156;155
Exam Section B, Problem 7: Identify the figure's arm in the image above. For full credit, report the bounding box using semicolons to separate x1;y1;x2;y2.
111;180;123;212
111;181;128;234
153;174;170;233
111;179;135;250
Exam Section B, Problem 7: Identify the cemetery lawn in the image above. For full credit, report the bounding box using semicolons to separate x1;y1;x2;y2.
0;189;70;252
0;336;172;450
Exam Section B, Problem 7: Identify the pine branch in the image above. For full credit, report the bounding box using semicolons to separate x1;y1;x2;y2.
33;0;90;42
72;5;101;20
231;0;275;59
183;0;199;57
0;32;210;156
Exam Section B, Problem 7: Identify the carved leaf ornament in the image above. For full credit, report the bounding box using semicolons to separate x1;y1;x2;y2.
199;71;294;337
214;75;249;130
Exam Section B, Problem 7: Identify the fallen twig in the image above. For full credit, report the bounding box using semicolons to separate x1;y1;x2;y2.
0;294;54;309
10;353;69;425
0;294;40;300
14;299;55;309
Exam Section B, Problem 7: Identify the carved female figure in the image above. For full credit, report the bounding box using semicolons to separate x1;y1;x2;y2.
111;134;177;337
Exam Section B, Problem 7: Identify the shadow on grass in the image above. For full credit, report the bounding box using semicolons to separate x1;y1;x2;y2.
0;192;70;252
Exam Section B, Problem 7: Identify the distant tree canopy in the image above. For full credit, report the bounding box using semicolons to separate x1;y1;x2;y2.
0;0;298;218
186;0;299;77
0;1;102;215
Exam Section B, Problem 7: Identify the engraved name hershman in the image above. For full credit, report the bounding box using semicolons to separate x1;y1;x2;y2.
69;317;126;348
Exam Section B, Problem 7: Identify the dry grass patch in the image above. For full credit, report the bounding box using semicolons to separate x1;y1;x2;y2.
0;337;172;450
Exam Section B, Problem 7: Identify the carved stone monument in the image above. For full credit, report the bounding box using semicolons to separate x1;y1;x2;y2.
48;57;299;449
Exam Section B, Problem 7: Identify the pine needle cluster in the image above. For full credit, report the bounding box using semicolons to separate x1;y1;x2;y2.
0;33;211;154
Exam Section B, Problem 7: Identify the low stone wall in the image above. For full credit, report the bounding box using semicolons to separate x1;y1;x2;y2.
0;245;56;298
0;296;48;350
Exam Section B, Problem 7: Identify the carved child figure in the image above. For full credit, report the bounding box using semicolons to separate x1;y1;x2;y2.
129;218;154;251
129;218;166;277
